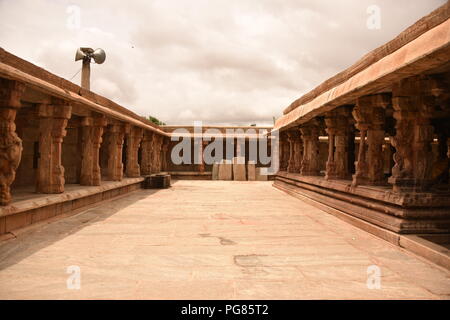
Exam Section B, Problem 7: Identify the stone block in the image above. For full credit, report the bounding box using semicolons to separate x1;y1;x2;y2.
218;160;232;180
212;162;219;180
247;161;256;181
256;167;268;181
232;157;246;181
143;174;171;189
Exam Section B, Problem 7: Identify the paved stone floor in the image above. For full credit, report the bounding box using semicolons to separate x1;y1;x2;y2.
0;181;449;299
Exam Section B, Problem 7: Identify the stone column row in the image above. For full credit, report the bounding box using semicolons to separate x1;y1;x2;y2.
0;78;167;205
279;75;449;193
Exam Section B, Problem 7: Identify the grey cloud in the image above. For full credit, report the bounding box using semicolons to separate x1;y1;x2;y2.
0;0;446;125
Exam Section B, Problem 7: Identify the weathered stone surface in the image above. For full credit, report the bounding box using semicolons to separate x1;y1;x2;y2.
232;157;246;181
247;161;256;181
218;159;232;180
0;181;448;299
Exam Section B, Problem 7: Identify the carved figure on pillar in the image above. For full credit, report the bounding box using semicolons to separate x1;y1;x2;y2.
0;80;25;205
36;100;72;193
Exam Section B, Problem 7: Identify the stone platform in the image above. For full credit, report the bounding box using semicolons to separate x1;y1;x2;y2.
0;180;448;299
169;171;212;180
0;178;144;239
274;172;450;234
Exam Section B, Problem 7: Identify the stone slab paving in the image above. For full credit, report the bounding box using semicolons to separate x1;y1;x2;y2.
0;181;449;299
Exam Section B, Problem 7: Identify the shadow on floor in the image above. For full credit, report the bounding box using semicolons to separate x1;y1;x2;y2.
0;185;173;270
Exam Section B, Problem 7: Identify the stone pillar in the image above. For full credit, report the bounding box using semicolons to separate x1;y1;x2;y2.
36;101;72;193
300;119;321;176
161;138;170;172
151;134;163;173
0;80;25;205
325;106;354;180
280;132;290;171
105;123;125;181
286;131;296;173
352;94;389;186
198;140;208;173
125;126;144;177
140;131;153;175
389;76;437;192
80;115;107;186
293;129;303;173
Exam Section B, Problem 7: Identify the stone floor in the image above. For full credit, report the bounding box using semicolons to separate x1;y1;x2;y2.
0;180;449;299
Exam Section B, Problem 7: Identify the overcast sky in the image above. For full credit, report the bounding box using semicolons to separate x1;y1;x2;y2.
0;0;446;125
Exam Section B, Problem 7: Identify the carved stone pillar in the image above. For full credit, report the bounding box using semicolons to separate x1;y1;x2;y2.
0;80;25;205
286;131;296;173
36;101;72;193
161;138;171;172
389;76;437;192
197;140;208;173
294;129;303;173
352;94;389;186
105;123;125;181
80;115;107;186
286;130;302;173
325;106;354;180
278;133;285;171
300;119;321;176
125;126;143;177
151;134;163;173
140;131;153;175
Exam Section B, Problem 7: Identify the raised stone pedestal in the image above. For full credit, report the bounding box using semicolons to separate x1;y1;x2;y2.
256;167;268;181
232;157;246;181
143;174;171;189
247;161;256;181
212;162;219;180
218;160;232;180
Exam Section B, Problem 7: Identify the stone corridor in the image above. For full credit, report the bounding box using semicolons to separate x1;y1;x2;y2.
0;180;448;299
